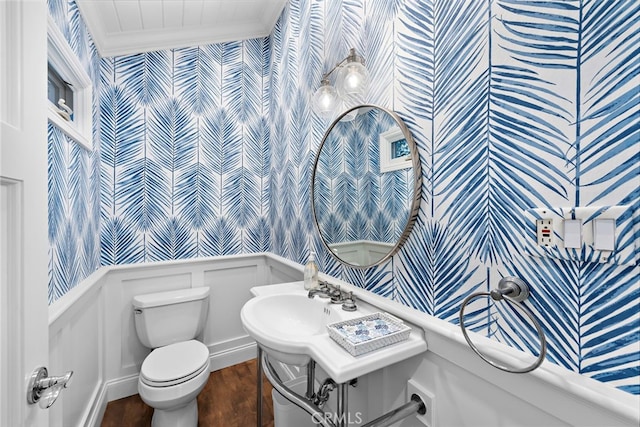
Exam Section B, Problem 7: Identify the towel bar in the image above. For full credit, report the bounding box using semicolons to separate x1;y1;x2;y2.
459;276;547;373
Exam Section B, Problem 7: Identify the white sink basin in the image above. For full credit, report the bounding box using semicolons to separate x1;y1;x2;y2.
241;283;428;382
241;291;351;364
248;294;327;337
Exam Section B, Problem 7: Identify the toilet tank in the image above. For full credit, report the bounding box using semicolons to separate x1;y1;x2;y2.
133;287;210;349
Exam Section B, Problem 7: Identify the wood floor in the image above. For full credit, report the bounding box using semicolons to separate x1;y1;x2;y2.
101;359;274;427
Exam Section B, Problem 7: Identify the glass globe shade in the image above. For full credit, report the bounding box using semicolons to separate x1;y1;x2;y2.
338;94;361;122
336;61;369;98
312;82;339;119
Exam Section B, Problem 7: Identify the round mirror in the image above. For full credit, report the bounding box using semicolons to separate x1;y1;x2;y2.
311;105;422;268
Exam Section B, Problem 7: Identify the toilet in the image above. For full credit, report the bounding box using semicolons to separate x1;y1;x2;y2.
132;287;211;427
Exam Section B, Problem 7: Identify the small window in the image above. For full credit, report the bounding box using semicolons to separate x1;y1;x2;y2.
47;63;74;117
391;138;410;159
47;16;92;150
379;127;412;173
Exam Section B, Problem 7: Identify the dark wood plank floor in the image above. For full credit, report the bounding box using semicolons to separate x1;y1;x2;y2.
101;359;274;427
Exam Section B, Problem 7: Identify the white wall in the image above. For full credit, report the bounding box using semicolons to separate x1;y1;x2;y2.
47;253;301;427
47;254;639;427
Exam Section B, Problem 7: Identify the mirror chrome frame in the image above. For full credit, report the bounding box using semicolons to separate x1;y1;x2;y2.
311;104;422;269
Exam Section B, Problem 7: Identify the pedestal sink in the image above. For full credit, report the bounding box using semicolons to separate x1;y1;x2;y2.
242;283;427;381
242;282;429;427
241;291;350;365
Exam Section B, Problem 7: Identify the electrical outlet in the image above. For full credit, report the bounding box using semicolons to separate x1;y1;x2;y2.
536;218;554;246
407;379;435;427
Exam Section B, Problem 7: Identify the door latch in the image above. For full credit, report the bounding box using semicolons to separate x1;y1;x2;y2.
27;366;73;409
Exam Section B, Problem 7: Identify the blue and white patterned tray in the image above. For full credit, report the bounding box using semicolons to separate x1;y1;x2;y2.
327;312;411;356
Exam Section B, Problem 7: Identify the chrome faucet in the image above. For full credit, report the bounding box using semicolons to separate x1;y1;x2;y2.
308;281;357;311
307;281;333;299
307;286;331;299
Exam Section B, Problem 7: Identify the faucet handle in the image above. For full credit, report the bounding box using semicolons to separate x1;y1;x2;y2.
341;292;357;312
329;285;343;303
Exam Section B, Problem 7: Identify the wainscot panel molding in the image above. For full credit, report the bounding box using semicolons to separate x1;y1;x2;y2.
47;253;301;427
48;254;639;427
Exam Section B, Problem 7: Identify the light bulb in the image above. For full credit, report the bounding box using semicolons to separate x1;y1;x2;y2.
336;60;369;98
312;81;339;119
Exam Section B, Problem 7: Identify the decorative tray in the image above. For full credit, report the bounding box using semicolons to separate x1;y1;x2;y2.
327;312;411;356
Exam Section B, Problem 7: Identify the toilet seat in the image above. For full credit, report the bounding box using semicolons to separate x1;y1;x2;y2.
141;340;209;387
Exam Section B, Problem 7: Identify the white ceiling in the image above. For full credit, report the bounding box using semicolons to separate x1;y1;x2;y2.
76;0;288;57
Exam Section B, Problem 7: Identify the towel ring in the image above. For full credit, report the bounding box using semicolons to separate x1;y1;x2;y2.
459;277;547;374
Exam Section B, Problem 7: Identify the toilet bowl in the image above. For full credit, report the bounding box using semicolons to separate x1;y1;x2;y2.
138;340;210;427
132;287;211;427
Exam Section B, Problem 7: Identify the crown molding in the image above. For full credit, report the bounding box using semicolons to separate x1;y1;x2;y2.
76;0;286;57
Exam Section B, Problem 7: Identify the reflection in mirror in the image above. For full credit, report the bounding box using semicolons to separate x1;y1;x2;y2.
312;105;422;268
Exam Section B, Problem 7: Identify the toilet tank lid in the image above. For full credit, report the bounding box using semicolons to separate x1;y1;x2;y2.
133;287;210;309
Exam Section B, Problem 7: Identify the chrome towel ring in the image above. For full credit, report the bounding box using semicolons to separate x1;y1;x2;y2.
459;277;547;374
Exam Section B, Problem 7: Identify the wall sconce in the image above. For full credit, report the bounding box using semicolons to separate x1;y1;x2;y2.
312;48;369;119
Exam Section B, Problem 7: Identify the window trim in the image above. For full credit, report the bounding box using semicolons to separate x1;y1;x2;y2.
379;127;412;173
47;16;92;150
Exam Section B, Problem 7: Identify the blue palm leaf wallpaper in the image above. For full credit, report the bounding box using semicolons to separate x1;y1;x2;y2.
100;40;270;262
47;0;101;304
267;0;639;395
47;0;638;394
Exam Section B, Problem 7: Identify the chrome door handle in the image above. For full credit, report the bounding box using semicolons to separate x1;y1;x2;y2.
27;366;73;409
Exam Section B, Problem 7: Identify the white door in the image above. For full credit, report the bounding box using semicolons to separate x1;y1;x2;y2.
1;1;50;426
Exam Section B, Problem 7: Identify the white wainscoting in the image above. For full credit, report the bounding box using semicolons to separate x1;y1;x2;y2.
47;253;639;427
257;282;640;427
47;253;302;427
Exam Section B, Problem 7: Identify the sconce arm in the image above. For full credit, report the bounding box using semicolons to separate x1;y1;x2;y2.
321;48;364;81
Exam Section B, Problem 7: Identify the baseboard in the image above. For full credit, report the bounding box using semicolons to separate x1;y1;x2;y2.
105;373;141;403
81;381;108;427
209;341;257;371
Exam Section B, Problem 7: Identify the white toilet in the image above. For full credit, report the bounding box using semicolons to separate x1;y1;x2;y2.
132;287;211;427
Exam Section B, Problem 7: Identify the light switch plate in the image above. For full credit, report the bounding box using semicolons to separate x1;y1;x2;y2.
563;219;582;249
523;205;634;265
593;219;615;251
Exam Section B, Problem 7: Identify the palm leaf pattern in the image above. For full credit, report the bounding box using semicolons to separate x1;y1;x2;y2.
47;0;102;302
578;0;639;267
148;217;197;261
68;0;90;69
99;83;147;263
580;260;639;394
397;0;434;122
325;0;365;70
174;46;221;116
504;256;580;370
298;0;324;91
397;219;482;320
48;124;68;243
116;51;172;107
46;0;638;394
100;216;143;266
363;1;396;106
47;0;69;40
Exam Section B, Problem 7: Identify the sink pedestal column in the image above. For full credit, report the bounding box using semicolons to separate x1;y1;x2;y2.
256;346;263;426
337;382;348;427
306;360;316;400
